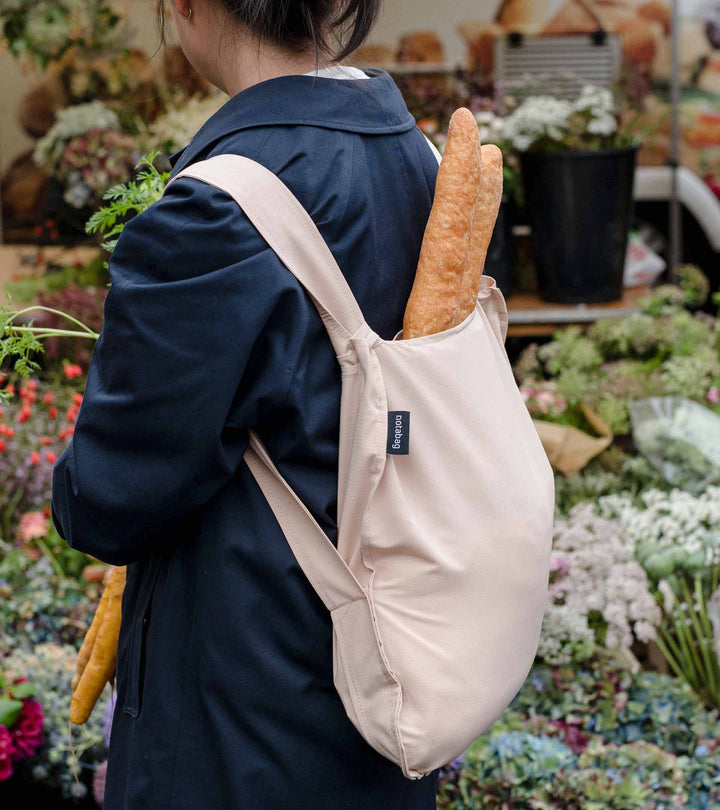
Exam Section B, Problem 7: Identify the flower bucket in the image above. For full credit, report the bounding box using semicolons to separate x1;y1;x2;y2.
484;199;514;298
520;145;639;304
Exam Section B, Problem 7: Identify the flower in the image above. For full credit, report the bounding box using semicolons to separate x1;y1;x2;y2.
62;364;83;379
18;511;48;543
10;699;43;759
0;726;14;781
708;386;719;404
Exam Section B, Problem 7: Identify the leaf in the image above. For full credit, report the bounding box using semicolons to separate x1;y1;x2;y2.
0;697;23;728
9;681;34;699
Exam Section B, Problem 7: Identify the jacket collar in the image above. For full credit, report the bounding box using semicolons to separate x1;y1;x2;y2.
168;68;416;176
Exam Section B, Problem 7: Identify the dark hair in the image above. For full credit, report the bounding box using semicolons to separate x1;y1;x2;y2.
157;0;383;67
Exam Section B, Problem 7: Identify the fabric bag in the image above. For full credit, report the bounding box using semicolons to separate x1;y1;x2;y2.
162;151;555;779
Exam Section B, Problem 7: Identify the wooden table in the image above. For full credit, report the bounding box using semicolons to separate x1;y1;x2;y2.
0;244;100;300
506;285;652;337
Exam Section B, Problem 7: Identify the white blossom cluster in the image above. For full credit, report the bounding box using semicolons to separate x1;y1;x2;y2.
573;85;617;136
503;96;572;152
598;486;720;565
537;503;661;665
33;101;121;168
139;93;228;155
474;110;505;144
503;84;618;152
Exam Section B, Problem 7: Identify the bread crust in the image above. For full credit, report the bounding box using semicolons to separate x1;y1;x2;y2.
455;144;504;325
402;108;481;340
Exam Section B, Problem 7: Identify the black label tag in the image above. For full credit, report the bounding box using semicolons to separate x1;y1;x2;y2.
387;411;410;455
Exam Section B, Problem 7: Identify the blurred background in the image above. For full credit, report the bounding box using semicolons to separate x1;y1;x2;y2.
4;3;720;808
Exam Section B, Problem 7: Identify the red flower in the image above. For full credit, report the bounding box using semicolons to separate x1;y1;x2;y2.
33;224;44;237
72;392;83;406
40;436;52;446
43;507;51;517
59;428;68;441
6;427;14;438
48;406;58;419
45;451;57;464
10;700;43;759
63;364;83;379
0;424;6;436
0;440;5;452
4;384;15;395
66;407;77;423
42;392;54;405
0;726;14;781
30;451;40;465
26;380;37;391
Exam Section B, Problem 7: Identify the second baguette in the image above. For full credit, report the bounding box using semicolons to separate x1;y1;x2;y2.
402;108;481;340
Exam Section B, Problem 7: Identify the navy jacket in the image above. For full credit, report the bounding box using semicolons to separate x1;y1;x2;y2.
51;68;441;809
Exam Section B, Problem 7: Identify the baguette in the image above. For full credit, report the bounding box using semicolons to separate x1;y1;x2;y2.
402;108;481;339
454;144;504;325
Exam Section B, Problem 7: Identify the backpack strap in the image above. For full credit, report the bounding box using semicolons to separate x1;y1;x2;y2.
164;154;366;356
161;142;442;609
244;430;365;610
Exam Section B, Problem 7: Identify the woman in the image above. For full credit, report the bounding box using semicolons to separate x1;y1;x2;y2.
51;0;442;807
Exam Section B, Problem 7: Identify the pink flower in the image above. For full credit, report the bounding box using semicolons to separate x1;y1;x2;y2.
550;552;571;576
0;726;15;782
18;511;48;544
536;390;554;414
708;386;719;404
10;700;43;760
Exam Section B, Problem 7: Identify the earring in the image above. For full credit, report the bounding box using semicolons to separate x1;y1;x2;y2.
179;6;192;19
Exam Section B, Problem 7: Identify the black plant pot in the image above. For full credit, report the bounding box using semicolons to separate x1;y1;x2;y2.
484;199;514;298
520;145;639;303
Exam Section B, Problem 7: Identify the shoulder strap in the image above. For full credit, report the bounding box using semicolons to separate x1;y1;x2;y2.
244;430;364;610
161;142;441;610
164;154;366;354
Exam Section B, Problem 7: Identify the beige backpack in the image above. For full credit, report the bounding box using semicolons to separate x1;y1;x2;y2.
164;152;555;779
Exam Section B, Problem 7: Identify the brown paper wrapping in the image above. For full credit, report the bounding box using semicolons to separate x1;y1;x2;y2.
533;403;613;476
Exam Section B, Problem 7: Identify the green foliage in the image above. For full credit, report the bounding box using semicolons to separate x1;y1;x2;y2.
553;450;668;515
84;151;169;266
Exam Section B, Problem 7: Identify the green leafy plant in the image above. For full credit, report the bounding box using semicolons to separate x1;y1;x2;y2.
84;151;169;261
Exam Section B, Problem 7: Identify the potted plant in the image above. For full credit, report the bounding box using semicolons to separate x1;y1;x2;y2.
504;86;641;304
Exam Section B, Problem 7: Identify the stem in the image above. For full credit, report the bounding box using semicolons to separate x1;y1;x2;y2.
36;537;65;578
695;577;720;702
6;326;99;340
658;619;685;667
5;306;98;335
673;602;702;690
654;630;685;681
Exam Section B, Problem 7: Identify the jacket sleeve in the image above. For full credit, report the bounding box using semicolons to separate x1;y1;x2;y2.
51;175;306;565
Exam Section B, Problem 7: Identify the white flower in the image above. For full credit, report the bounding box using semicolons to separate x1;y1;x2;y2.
537;505;661;666
139;92;228;155
33;101;120;169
